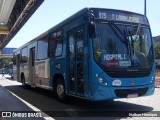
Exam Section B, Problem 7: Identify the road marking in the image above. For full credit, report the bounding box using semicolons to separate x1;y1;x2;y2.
8;90;55;120
65;108;79;117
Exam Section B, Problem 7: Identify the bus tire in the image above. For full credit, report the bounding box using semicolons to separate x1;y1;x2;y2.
54;77;68;102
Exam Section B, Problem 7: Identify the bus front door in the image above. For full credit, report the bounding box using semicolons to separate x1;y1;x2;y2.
68;27;85;96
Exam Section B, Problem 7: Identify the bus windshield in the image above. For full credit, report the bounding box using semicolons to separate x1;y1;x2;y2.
93;23;154;71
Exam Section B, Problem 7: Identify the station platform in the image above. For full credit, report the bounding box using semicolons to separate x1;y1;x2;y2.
0;75;45;119
0;84;33;111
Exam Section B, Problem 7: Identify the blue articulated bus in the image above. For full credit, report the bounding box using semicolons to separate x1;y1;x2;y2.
13;8;155;102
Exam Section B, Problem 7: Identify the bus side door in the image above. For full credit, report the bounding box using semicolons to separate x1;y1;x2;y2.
29;47;36;85
16;54;21;82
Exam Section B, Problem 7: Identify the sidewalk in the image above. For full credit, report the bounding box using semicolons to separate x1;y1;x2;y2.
0;74;35;111
0;74;29;112
0;85;33;111
0;74;13;80
0;76;45;119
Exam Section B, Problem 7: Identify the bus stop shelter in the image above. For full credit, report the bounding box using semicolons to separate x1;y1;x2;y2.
0;0;44;52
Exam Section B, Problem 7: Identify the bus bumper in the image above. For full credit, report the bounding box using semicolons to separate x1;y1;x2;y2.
87;82;155;101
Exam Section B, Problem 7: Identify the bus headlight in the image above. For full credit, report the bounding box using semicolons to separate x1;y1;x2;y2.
151;74;155;83
98;77;108;86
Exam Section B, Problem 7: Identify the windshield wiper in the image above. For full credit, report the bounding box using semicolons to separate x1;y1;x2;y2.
108;22;129;53
135;23;141;41
108;22;127;42
127;24;141;57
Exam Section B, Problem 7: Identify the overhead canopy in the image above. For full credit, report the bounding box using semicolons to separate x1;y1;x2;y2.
0;0;44;50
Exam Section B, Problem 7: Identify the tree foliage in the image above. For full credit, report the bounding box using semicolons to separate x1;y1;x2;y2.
154;40;160;59
0;58;13;69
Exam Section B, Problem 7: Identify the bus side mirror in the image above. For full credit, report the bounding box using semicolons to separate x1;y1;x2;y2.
88;21;96;38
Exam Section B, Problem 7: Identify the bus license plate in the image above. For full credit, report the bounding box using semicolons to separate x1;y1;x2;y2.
127;93;138;98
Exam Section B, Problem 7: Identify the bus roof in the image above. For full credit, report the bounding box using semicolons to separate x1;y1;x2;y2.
14;7;149;53
89;8;149;24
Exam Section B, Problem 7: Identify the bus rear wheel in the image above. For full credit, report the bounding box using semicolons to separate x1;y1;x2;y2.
55;77;68;102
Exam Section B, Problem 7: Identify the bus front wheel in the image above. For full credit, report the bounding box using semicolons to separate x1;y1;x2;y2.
55;77;68;102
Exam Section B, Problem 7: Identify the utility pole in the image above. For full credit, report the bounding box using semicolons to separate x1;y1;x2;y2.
144;0;146;16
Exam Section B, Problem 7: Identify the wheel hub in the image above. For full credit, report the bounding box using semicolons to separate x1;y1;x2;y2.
57;83;64;98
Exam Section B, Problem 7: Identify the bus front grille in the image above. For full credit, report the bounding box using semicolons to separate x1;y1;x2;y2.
114;87;148;98
106;71;151;78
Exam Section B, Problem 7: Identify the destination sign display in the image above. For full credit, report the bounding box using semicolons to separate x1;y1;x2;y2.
90;8;149;25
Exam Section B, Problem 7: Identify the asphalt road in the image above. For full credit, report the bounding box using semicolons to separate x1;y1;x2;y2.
0;75;160;120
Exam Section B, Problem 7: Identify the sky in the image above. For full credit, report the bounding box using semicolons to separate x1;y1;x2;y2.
6;0;160;48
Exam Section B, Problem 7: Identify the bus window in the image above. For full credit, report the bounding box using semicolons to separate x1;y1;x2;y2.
69;32;75;92
77;29;84;94
37;37;48;60
77;29;84;61
49;36;63;57
21;47;28;63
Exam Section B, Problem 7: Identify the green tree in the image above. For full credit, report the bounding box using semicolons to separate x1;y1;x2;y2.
154;41;160;59
0;58;13;69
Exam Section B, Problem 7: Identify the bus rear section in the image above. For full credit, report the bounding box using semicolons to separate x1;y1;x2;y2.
86;8;155;101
